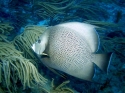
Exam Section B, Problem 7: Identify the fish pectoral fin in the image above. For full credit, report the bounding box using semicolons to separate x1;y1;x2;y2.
41;53;49;58
93;53;113;72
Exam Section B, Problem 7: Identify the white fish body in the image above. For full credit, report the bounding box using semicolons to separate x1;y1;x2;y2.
32;22;112;81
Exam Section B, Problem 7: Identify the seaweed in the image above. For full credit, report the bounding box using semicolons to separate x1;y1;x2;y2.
0;23;47;92
83;0;117;4
32;0;110;25
0;42;47;93
33;0;74;25
84;20;119;28
0;23;14;35
12;25;47;64
0;23;14;41
50;79;74;93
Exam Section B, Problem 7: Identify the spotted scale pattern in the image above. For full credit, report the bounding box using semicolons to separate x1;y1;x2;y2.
43;26;95;79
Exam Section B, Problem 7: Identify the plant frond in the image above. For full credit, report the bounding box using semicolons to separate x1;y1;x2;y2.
0;42;47;91
50;79;74;93
0;23;14;35
84;20;119;28
12;25;47;63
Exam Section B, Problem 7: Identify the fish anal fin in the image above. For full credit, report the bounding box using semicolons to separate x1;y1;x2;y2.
73;62;94;81
47;66;67;79
93;53;113;72
83;63;94;81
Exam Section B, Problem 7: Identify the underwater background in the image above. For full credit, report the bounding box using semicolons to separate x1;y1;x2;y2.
0;0;125;93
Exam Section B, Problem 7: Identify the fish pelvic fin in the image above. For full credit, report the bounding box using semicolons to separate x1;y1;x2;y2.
93;53;113;72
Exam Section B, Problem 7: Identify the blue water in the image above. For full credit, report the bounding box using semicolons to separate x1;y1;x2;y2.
0;0;125;93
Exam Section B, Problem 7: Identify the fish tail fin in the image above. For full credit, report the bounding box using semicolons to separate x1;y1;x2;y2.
93;53;113;72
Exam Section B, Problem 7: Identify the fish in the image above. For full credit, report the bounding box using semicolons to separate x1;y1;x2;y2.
32;22;112;81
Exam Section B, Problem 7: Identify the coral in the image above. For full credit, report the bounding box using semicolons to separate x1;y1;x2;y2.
0;42;47;92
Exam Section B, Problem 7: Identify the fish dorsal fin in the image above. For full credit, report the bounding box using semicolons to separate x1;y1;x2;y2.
58;22;99;52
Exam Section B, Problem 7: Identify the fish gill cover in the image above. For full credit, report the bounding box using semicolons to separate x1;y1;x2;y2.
0;0;125;93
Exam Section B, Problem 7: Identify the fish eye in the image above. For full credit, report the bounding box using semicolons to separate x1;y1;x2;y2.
38;39;41;43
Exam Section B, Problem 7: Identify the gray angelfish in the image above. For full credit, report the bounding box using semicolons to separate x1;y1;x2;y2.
32;22;112;81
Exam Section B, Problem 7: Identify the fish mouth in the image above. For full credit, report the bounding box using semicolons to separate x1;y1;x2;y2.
31;43;35;52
